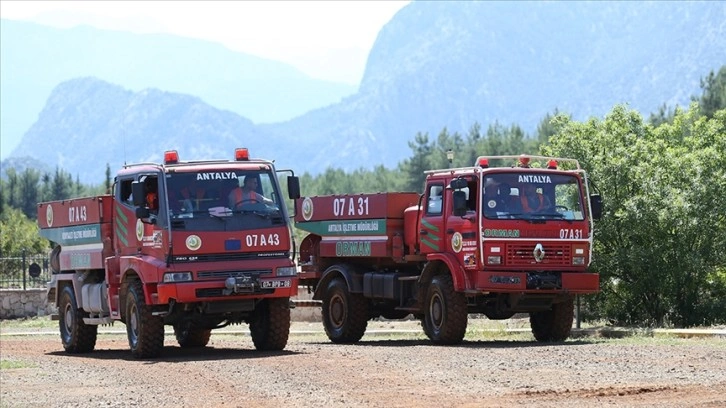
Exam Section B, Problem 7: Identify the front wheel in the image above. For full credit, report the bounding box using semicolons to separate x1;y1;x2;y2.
530;297;574;342
126;280;165;358
249;298;291;351
422;274;467;345
321;277;368;343
58;285;97;353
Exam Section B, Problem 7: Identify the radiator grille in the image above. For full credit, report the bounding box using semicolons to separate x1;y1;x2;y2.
507;244;570;266
196;269;272;280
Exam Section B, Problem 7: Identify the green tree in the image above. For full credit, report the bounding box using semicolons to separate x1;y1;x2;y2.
543;104;726;327
0;207;48;256
697;66;726;118
401;132;433;192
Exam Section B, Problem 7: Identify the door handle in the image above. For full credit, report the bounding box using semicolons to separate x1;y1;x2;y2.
446;229;455;234
419;230;428;235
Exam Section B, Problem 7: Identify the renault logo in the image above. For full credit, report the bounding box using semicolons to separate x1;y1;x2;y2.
533;243;545;262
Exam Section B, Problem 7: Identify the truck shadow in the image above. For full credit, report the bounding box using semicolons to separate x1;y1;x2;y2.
46;346;300;362
309;339;594;348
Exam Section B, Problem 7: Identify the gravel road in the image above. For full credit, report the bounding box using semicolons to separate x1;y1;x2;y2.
1;320;725;407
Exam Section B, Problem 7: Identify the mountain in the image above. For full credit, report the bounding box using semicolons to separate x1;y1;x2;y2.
5;1;726;181
260;1;726;172
0;19;356;159
8;78;284;182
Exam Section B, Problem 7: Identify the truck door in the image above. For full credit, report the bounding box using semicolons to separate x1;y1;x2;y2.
419;183;445;254
445;178;480;270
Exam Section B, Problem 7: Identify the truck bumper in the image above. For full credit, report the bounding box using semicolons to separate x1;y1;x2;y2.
156;278;298;304
475;271;599;293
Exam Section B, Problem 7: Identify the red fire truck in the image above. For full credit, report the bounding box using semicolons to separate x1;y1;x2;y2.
38;148;300;358
295;155;602;344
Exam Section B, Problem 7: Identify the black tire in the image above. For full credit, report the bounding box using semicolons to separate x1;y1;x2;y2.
422;274;468;345
126;280;165;358
321;277;368;343
58;285;97;353
530;297;575;342
174;321;212;348
250;298;291;351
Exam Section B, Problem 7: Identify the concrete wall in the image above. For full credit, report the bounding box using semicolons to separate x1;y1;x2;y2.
0;288;321;321
0;289;56;319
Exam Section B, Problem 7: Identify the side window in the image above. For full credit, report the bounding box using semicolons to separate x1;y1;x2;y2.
426;184;444;216
118;179;134;207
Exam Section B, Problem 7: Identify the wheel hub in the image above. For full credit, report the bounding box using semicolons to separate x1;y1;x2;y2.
430;293;444;330
330;294;346;328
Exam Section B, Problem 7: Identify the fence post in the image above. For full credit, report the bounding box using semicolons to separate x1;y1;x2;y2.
22;248;27;291
576;294;581;329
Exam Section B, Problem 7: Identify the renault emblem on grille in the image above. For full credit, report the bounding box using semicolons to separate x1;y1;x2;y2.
533;243;545;262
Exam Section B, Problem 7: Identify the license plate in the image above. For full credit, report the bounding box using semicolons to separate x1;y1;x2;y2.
261;279;291;289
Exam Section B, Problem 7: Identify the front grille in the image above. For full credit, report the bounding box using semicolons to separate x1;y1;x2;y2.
172;252;289;263
196;287;274;298
507;244;570;266
196;269;272;280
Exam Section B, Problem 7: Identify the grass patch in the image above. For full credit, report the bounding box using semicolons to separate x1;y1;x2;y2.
0;316;56;331
0;359;34;369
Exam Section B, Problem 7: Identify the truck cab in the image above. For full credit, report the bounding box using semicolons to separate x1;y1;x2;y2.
413;155;602;326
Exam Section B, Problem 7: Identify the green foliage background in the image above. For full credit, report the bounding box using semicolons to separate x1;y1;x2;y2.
2;67;724;327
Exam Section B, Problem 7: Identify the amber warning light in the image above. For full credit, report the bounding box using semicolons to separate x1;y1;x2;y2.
164;150;179;164
235;148;250;161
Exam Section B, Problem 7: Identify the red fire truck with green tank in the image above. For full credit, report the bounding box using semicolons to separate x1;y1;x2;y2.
295;155;602;344
38;148;300;358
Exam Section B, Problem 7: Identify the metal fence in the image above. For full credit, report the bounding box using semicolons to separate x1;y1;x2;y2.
0;250;51;290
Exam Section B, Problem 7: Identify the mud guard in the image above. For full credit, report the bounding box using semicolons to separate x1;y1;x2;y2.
312;264;363;300
422;253;468;291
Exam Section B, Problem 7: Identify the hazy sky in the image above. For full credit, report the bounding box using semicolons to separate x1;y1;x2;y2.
0;0;411;85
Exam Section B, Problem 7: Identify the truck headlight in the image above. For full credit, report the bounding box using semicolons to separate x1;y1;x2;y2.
487;256;502;265
276;266;297;277
163;272;192;283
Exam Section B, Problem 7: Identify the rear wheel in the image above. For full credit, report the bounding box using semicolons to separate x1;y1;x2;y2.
422;274;467;345
126;280;165;358
530;297;575;342
322;277;368;343
58;285;97;353
174;321;212;348
250;298;291;351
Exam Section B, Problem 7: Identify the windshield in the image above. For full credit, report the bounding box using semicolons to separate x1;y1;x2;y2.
165;170;285;231
482;172;585;221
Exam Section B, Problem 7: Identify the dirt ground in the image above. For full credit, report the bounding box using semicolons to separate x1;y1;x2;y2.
1;320;725;408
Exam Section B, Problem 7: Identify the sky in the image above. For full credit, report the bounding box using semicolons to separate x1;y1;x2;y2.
0;0;411;85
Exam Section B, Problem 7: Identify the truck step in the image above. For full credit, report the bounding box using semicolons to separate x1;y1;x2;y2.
83;317;114;325
50;314;59;321
293;300;322;307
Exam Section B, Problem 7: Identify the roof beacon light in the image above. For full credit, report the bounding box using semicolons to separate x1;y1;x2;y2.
478;157;489;168
518;154;530;168
235;148;250;161
547;159;558;169
164;150;179;164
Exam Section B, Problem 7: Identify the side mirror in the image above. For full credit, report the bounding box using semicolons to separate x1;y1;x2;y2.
452;190;468;217
131;181;146;207
590;194;603;220
449;178;468;190
287;176;300;200
135;207;150;219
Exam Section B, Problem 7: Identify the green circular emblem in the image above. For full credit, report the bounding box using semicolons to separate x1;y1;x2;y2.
302;197;314;221
136;219;144;242
186;235;202;251
451;232;463;253
46;205;54;228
